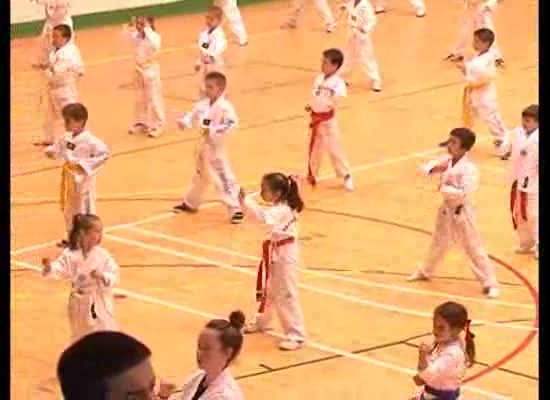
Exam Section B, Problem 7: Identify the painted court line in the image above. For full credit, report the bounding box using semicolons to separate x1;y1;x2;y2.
10;260;510;400
11;145;446;256
127;226;534;310
102;232;536;332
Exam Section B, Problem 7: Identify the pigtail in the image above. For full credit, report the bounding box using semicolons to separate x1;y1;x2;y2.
68;214;84;250
145;16;155;31
464;319;476;367
286;175;304;213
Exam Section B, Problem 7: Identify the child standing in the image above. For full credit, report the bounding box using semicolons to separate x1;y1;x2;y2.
36;24;84;146
239;173;306;351
446;0;504;67
373;0;425;17
411;302;475;400
457;28;508;158
30;0;73;67
214;0;248;46
42;214;119;344
282;0;337;32
45;103;109;247
173;72;243;224
305;48;353;190
338;0;382;92
195;6;228;99
408;128;500;299
124;16;165;138
509;105;539;259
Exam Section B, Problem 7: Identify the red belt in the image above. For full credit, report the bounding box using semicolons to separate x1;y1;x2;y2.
510;180;528;230
256;237;295;313
307;110;335;186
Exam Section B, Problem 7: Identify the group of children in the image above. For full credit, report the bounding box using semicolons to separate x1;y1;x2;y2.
30;0;538;398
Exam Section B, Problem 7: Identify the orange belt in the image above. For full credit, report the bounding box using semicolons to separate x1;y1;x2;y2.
256;237;296;314
462;86;474;128
59;162;79;211
307;110;335;186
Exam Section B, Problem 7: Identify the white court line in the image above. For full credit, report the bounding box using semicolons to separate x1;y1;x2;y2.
103;232;536;332
11;145;447;256
12;189;184;204
128;226;535;310
10;259;511;400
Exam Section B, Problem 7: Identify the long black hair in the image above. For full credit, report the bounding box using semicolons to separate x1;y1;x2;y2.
262;173;304;212
205;310;246;367
68;214;101;250
434;302;476;367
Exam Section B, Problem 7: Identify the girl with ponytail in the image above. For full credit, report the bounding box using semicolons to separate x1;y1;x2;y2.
161;311;246;400
412;301;475;400
237;172;306;351
42;214;119;343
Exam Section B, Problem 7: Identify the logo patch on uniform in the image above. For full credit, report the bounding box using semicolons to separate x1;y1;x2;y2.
201;42;209;49
351;15;357;21
202;119;211;126
520;149;528;156
66;141;76;150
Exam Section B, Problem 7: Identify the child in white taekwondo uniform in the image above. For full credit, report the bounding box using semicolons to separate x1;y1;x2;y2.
457;28;508;157
509;105;539;259
408;128;500;299
411;302;475;400
373;0;425;17
239;173;307;351
42;214;119;344
36;24;84;146
305;48;353;190
124;16;165;138
214;0;248;46
446;0;504;67
45;103;109;247
173;72;244;224
159;311;245;400
338;0;382;92
195;6;228;99
30;0;73;67
282;0;337;33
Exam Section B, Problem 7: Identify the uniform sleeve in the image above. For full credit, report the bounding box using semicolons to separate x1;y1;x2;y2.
44;251;74;280
44;137;65;159
334;78;347;98
440;164;478;201
464;57;493;86
418;354;456;386
143;27;161;51
210;104;238;138
122;25;139;43
75;138;109;175
52;46;84;76
100;252;119;287
243;197;286;226
484;0;499;10
178;103;202;128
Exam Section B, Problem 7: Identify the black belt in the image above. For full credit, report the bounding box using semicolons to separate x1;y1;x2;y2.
422;385;460;400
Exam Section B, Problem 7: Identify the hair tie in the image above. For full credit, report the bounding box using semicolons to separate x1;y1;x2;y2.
465;319;475;339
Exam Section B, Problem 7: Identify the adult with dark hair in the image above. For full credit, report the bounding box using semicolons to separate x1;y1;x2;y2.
57;331;156;400
162;312;245;400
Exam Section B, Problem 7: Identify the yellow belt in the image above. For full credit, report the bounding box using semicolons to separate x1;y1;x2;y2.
60;162;79;211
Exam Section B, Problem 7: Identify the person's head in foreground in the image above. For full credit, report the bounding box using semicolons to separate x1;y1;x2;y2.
433;301;475;367
260;172;304;212
62;103;89;135
521;104;539;133
472;28;495;54
204;71;227;102
196;311;245;378
440;127;476;160
206;5;223;30
52;24;72;49
57;331;156;400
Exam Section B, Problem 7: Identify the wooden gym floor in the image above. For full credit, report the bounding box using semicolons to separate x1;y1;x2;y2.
11;0;538;398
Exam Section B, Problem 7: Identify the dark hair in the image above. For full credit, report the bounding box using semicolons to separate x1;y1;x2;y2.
450;127;476;151
144;15;156;31
205;71;227;90
57;331;152;400
434;302;475;367
521;104;539;122
205;311;245;366
474;28;495;46
323;48;344;69
68;214;102;250
53;24;72;40
208;5;224;19
262;173;304;212
62;103;88;124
